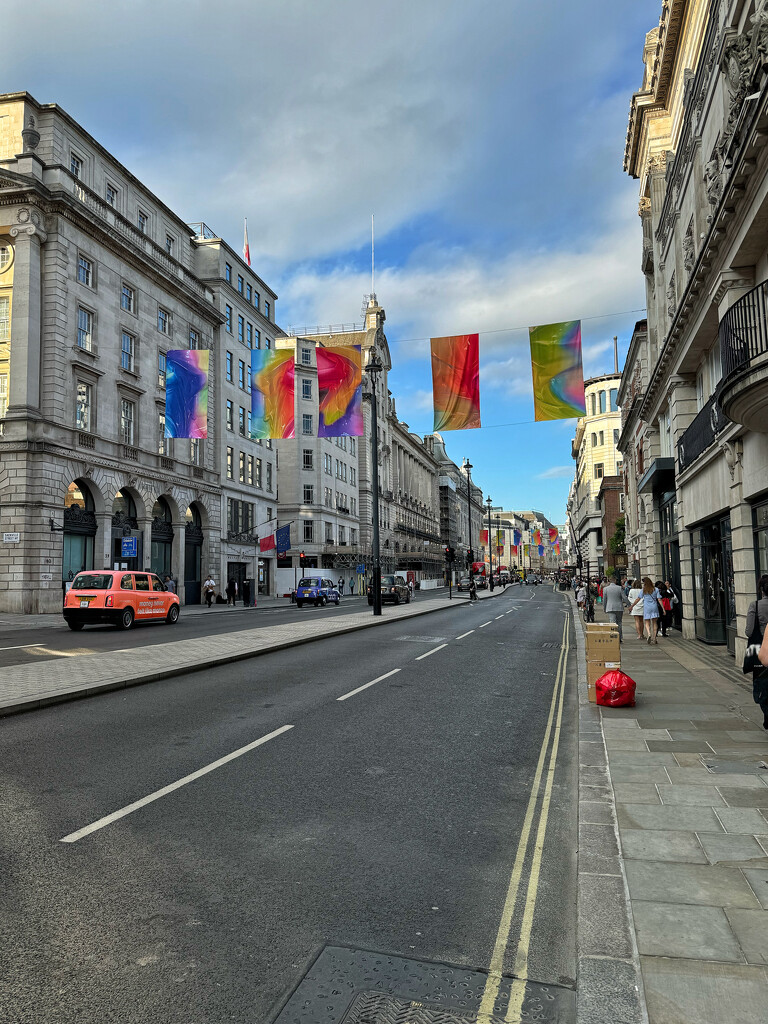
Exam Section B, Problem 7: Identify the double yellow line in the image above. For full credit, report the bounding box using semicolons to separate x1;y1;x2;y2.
477;613;570;1022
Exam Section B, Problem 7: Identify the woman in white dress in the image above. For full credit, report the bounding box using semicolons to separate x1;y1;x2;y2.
627;577;644;639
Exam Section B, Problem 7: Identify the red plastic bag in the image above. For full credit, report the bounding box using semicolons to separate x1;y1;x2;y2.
596;669;636;708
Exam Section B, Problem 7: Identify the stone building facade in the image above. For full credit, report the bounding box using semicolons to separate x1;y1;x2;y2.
0;92;222;612
623;0;768;657
568;374;623;576
422;432;485;576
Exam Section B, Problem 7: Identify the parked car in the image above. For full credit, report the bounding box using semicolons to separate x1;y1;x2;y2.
63;571;180;630
295;577;340;607
367;573;410;605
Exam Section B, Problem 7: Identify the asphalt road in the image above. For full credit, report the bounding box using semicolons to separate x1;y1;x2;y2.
1;585;577;1023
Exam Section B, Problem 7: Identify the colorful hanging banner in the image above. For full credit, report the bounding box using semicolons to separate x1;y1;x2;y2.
496;530;504;546
251;348;295;439
430;333;481;431
164;350;209;438
534;529;542;545
524;544;530;557
529;320;586;421
538;544;545;556
513;529;522;546
549;528;559;543
316;345;363;437
480;529;489;544
259;534;276;552
511;544;518;556
555;542;561;555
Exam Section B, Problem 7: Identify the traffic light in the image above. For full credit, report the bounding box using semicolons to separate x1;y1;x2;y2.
300;550;305;569
444;546;455;562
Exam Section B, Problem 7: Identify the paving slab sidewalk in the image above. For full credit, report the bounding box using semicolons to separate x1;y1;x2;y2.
0;583;517;716
574;595;768;1024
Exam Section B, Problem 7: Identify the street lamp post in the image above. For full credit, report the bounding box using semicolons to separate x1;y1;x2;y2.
365;352;383;616
462;458;473;582
485;496;494;591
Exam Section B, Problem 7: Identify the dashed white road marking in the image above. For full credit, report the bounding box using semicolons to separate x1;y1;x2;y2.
480;621;492;628
495;615;504;620
60;724;294;843
415;643;448;661
337;668;401;702
0;643;45;652
455;630;475;640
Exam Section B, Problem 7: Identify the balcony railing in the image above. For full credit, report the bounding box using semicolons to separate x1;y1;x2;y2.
677;394;727;473
720;279;768;379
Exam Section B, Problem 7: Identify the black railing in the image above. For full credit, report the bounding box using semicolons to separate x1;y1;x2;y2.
677;393;727;472
720;279;768;379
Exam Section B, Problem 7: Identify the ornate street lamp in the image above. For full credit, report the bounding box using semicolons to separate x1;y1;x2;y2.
486;496;494;591
462;457;473;582
365;352;383;616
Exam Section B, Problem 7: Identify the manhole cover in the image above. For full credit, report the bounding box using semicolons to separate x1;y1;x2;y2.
268;946;574;1024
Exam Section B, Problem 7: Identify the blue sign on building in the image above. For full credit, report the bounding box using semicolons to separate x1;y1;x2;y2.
356;564;366;575
121;537;138;558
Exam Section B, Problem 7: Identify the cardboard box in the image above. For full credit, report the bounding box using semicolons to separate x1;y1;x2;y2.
585;635;621;661
588;682;597;703
587;660;621;686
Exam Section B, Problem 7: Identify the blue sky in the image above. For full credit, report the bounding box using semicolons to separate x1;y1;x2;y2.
5;0;659;523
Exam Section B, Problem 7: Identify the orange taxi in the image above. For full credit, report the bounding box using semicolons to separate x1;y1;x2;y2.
63;570;180;631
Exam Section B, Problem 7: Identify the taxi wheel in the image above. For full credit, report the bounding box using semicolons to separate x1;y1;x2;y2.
296;600;303;608
320;596;327;606
67;621;84;631
166;604;179;625
118;607;134;630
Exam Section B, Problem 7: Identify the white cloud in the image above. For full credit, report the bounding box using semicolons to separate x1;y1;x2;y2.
536;466;575;480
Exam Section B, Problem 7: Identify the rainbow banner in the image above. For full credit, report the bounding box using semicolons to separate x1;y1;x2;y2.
549;528;559;543
513;529;522;546
496;530;504;546
555;542;561;555
430;334;481;431
165;350;209;438
317;345;363;437
524;544;530;557
534;529;542;545
251;348;295;439
480;529;489;544
511;544;518;556
529;320;586;421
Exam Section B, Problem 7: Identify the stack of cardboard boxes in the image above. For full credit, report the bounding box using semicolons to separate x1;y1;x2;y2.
585;623;621;703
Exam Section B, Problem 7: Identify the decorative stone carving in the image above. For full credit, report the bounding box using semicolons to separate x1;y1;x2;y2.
751;0;768;69
638;196;652;216
719;438;743;480
704;152;722;207
683;221;695;272
667;274;677;320
10;206;47;243
648;151;667;175
21;114;40;153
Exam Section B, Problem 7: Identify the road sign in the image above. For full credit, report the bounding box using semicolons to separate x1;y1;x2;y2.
356;564;365;574
3;532;20;543
121;537;138;558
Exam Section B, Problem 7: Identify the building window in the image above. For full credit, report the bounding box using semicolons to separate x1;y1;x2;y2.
157;308;170;334
599;391;606;414
225;305;232;333
189;328;200;349
350;497;357;516
227;446;233;479
238;406;246;436
190;438;201;465
247;409;252;436
254;328;260;348
619;493;625;513
237;274;244;294
350;528;357;545
591;433;597;447
77;307;93;350
350;467;356;486
106;182;118;206
239;451;246;483
594;463;604;479
614;428;620;446
77;254;93;287
158;412;168;455
76;382;92;431
138;209;148;233
599;431;604;446
246;283;252;302
246;323;252;347
226;352;233;382
300;347;311;365
303;484;314;504
238;359;245;389
338;526;346;545
165;235;175;256
325;522;334;543
121;283;135;313
590;393;596;416
303;519;314;542
225;263;232;283
247;366;251;393
303;449;313;470
302;413;313;434
247;455;254;485
255;458;262;487
610;388;618;412
70;153;82;178
335;459;341;479
266;463;273;491
325;486;333;507
264;301;270;319
324;453;332;474
226;400;233;430
302;379;312;399
254;290;260;309
238;315;244;343
120;331;135;372
120;398;135;445
0;373;7;419
350;438;356;456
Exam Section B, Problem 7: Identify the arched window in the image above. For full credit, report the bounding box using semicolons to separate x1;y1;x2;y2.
113;490;137;521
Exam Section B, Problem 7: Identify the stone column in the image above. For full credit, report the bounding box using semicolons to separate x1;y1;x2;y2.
94;512;113;570
7;207;46;418
724;443;753;664
172;518;186;605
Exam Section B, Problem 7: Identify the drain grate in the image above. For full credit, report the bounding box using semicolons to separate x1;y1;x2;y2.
268;945;574;1024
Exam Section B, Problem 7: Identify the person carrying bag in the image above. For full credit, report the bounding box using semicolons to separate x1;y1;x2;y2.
744;575;768;729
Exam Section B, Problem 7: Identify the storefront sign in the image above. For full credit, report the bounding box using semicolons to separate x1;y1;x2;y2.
3;533;20;543
121;537;138;558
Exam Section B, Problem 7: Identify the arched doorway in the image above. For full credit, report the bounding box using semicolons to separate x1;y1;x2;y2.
151;497;174;578
62;480;97;586
184;504;203;605
112;490;141;570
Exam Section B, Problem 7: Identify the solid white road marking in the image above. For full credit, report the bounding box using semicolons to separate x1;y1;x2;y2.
60;725;294;843
455;630;475;640
337;668;401;702
415;644;448;661
480;621;492;628
0;643;45;652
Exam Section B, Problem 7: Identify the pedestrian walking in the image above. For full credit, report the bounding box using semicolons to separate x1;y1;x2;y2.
337;577;344;596
627;578;645;639
746;576;768;729
408;579;415;600
603;575;630;641
203;575;216;608
164;575;176;594
576;582;586;609
226;578;237;606
655;580;673;636
469;576;478;601
242;578;251;607
349;576;355;596
630;576;661;644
